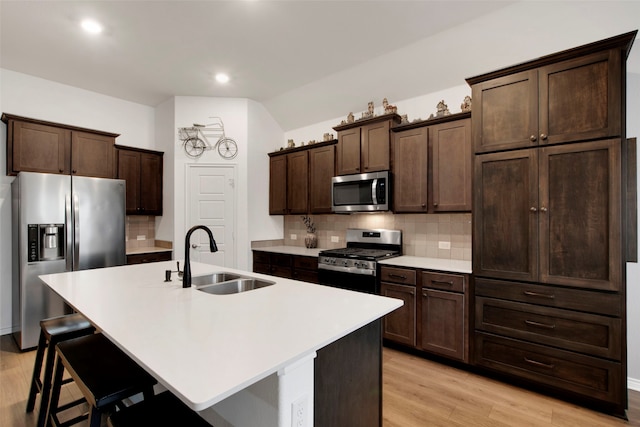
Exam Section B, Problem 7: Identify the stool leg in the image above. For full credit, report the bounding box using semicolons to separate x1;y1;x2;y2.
26;330;47;412
88;407;102;427
36;340;58;427
45;355;65;427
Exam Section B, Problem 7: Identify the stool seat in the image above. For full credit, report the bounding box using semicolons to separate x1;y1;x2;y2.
26;313;95;427
41;313;93;340
47;333;157;427
107;391;212;427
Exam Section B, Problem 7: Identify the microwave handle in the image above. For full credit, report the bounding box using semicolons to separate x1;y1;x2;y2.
371;179;378;204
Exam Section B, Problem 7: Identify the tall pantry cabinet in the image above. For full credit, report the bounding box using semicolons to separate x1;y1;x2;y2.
467;31;636;416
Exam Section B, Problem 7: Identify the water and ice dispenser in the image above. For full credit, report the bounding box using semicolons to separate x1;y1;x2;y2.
28;224;64;262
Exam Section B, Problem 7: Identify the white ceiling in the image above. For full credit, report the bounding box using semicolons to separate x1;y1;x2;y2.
1;1;639;131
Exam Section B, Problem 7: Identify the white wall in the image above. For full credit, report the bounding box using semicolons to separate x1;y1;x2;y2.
154;98;176;243
172;96;251;270
0;69;156;335
246;100;285;248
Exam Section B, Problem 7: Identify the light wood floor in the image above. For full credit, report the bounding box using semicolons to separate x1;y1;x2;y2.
2;334;639;426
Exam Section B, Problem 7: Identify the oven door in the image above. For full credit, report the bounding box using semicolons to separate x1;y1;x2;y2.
318;268;379;294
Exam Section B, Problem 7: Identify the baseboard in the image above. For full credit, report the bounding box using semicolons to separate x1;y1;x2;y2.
629;377;640;392
0;327;16;336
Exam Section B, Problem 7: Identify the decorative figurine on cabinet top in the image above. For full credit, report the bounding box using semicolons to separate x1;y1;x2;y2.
461;95;472;112
382;98;397;114
362;101;375;119
428;100;451;119
287;139;295;148
347;112;355;123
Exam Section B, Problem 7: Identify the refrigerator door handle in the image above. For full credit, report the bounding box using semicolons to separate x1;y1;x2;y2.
73;194;80;270
65;194;73;272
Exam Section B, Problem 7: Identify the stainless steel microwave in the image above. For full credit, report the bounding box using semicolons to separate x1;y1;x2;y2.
331;171;390;213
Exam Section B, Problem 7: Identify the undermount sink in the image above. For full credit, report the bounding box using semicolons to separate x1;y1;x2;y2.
193;273;275;295
190;272;243;287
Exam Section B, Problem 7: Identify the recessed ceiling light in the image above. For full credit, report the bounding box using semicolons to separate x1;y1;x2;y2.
81;19;103;34
215;73;230;84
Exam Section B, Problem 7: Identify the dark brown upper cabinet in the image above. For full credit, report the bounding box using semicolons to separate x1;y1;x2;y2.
2;113;118;178
116;145;163;216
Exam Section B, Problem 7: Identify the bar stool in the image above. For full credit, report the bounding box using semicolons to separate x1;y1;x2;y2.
46;333;157;427
26;313;95;427
107;391;212;427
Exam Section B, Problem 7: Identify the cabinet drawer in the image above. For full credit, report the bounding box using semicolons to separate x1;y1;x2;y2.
293;256;318;271
475;332;622;404
253;251;271;264
422;271;465;293
270;264;292;279
476;297;621;360
271;253;292;267
253;262;270;275
293;269;319;284
380;266;416;285
475;278;621;317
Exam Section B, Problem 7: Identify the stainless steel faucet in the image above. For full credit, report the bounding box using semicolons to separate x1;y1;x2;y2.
183;225;218;288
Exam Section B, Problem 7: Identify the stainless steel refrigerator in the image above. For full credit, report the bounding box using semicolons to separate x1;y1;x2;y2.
12;172;126;349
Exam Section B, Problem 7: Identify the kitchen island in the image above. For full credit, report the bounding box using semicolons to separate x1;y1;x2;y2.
39;260;402;426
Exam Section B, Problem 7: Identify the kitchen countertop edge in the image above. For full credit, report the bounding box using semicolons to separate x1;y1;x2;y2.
379;256;472;274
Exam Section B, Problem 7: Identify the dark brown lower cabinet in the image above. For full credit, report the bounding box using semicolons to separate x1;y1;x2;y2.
252;250;319;284
475;332;622;405
381;266;469;363
126;251;172;265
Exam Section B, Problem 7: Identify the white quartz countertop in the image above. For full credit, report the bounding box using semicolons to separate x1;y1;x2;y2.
40;261;401;411
378;256;472;274
252;245;323;257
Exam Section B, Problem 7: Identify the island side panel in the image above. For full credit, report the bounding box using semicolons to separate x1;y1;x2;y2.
314;319;382;427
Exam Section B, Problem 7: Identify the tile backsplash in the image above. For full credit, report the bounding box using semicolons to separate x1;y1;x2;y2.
284;213;472;261
125;216;156;251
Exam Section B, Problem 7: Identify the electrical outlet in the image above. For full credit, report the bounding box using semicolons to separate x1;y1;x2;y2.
136;235;146;241
331;236;339;243
290;234;297;240
438;241;451;250
291;395;308;427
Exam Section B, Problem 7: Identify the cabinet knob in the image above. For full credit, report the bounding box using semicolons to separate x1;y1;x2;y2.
59;169;63;173
540;133;548;140
530;207;537;212
540;206;547;212
72;170;77;174
422;204;427;208
433;203;438;207
530;135;537;142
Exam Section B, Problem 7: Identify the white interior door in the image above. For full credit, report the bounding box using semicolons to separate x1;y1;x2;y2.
186;165;236;268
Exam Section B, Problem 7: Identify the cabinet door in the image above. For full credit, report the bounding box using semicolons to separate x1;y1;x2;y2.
117;149;141;214
392;127;428;212
381;282;416;347
539;49;621;146
472;70;538;153
287;151;309;214
361;120;390;172
71;131;115;178
139;152;163;215
269;155;287;215
336;128;361;175
539;139;622;291
474;149;538;282
309;145;335;213
10;120;69;175
431;118;472;212
420;289;465;361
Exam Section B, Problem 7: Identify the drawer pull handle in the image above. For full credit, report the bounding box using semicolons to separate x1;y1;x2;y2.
524;357;555;370
389;274;408;280
523;291;555;299
432;280;454;286
525;319;556;329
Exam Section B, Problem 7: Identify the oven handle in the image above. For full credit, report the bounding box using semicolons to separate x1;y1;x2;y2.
318;263;376;276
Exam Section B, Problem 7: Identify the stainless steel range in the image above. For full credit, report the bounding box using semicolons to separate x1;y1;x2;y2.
318;228;402;294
